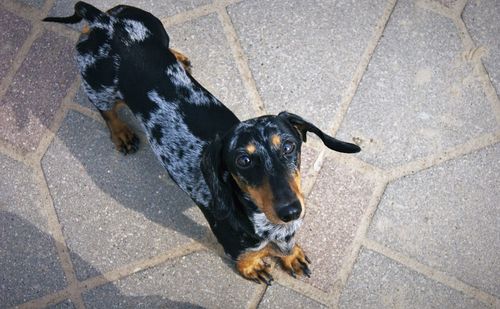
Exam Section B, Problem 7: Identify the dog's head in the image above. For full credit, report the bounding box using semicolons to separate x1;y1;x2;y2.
201;111;360;226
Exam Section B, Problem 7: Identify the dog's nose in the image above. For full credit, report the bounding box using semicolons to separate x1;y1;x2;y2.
277;200;302;222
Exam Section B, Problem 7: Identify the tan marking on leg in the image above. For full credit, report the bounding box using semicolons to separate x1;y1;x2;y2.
237;245;273;284
278;244;311;277
100;102;139;154
170;48;192;74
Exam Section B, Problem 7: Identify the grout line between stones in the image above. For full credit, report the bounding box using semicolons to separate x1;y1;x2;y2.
328;180;388;307
0;20;43;101
15;241;207;308
0;0;44;21
216;6;266;117
78;241;207;292
453;19;500;125
329;0;398;137
362;238;500;308
299;0;397;215
33;163;86;309
386;131;500;182
246;284;268;309
270;270;331;307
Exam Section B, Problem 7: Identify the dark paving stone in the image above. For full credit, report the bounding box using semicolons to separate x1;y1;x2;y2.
0;154;66;307
336;0;498;169
42;111;209;281
0;30;76;152
0;7;31;82
46;299;75;309
463;0;500;95
296;157;376;291
368;143;500;297
259;284;326;308
83;251;255;308
228;0;387;130
340;249;488;308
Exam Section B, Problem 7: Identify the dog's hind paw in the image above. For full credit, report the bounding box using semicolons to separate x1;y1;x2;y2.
111;124;140;155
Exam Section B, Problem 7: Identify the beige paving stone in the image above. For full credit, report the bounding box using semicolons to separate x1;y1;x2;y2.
295;156;376;291
340;249;488;308
167;13;255;120
228;0;387;130
83;251;256;308
259;283;326;309
368;143;500;297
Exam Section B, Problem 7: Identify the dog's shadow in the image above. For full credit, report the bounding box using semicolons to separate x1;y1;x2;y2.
41;103;214;276
1;210;205;308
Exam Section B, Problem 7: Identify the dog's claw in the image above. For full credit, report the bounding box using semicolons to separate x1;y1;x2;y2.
301;264;311;278
258;274;272;286
289;270;297;278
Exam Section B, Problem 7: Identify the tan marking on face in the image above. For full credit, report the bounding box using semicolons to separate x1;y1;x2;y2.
271;134;281;148
231;174;281;224
246;143;256;154
289;170;305;218
82;24;90;34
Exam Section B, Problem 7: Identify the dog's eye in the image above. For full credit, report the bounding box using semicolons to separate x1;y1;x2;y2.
282;141;296;155
236;154;252;168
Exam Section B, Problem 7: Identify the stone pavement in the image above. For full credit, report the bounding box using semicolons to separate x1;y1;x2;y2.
0;0;498;308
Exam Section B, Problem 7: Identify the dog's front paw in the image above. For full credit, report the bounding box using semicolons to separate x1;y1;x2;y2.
279;244;311;278
236;252;273;285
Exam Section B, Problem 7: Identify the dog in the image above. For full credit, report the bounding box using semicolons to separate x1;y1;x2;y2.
43;1;361;284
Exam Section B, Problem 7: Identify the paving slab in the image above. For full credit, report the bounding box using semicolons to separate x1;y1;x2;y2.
463;0;500;96
0;30;76;152
83;251;255;308
0;154;66;307
41;111;209;281
258;284;326;309
228;0;387;129
368;143;500;297
49;0;210;31
336;0;498;169
168;13;255;120
340;249;488;309
294;156;376;291
0;7;31;82
16;0;46;9
47;299;75;309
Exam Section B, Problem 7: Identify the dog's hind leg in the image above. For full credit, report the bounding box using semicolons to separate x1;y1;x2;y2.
99;100;139;154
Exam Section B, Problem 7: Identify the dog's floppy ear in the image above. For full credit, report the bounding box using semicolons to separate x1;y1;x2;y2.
201;135;234;220
278;111;361;153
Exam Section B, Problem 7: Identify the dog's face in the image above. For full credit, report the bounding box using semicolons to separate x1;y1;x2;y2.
201;112;360;225
224;115;305;224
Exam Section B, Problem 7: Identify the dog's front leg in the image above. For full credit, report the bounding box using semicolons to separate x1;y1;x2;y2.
236;246;273;285
279;244;311;278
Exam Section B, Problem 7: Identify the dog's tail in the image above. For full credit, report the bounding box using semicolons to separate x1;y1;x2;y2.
43;1;105;25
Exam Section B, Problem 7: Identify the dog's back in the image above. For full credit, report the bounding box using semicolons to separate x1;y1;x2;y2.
45;2;240;207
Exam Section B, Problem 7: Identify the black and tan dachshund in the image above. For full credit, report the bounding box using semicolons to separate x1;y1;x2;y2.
43;2;360;284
